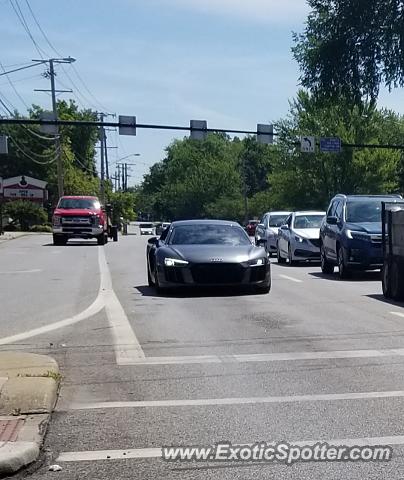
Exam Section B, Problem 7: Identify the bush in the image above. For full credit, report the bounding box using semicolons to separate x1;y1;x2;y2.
29;224;52;233
4;200;48;231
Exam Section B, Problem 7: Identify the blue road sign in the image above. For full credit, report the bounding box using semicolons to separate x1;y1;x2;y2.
320;137;341;153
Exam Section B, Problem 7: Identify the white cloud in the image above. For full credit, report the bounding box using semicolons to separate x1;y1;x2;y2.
165;0;309;24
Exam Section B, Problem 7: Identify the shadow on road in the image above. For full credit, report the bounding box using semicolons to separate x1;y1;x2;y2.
135;284;263;298
273;261;321;268
309;271;381;282
366;293;404;307
42;241;98;247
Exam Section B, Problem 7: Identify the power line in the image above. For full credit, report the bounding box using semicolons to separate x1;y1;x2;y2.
8;0;46;59
9;136;58;164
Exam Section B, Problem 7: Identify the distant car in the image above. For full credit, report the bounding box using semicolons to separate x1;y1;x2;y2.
255;211;291;255
277;211;326;264
139;223;154;235
156;222;171;236
146;219;271;293
320;194;403;278
245;220;259;236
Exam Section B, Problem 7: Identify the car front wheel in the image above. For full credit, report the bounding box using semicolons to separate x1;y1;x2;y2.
337;246;351;279
321;245;334;274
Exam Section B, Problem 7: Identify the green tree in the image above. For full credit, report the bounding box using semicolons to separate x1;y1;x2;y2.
269;91;403;210
293;0;404;103
4;200;47;231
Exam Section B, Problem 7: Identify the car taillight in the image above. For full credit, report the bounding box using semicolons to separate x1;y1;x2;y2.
52;215;61;226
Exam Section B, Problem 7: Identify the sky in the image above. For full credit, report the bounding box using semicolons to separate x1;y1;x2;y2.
1;0;404;185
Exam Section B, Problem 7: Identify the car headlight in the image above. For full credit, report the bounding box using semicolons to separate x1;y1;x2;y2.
346;230;369;241
295;235;305;243
52;215;61;226
249;258;266;266
164;258;189;267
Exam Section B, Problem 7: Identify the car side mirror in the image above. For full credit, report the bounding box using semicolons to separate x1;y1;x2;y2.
148;237;159;245
280;224;289;230
327;216;338;225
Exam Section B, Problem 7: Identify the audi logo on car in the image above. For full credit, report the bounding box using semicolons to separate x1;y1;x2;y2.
210;258;224;262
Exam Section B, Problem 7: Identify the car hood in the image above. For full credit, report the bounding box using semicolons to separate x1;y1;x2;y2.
344;222;381;234
165;244;261;263
54;208;100;217
293;228;320;239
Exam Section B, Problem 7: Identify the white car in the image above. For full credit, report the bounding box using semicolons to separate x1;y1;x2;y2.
277;211;326;264
255;211;291;255
139;223;154;235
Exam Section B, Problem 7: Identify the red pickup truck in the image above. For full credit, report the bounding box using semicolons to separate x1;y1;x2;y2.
52;195;110;245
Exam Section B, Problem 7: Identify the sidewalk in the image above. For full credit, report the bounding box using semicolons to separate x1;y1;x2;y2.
0;232;50;245
0;352;60;476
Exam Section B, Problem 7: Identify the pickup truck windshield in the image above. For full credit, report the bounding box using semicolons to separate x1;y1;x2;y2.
58;198;100;210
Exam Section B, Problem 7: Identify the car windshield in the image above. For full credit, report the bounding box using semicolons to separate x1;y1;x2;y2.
169;224;251;245
346;200;389;223
58;198;100;210
140;223;153;228
294;215;324;229
269;215;288;227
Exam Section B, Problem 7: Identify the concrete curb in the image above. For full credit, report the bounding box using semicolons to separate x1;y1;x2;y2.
0;232;51;245
0;353;60;476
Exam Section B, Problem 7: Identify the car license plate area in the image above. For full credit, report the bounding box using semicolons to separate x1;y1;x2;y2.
191;264;244;284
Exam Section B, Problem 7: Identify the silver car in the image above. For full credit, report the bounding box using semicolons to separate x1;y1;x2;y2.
277;211;326;264
255;211;291;256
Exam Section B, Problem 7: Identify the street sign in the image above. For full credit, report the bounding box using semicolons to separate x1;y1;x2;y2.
300;136;315;153
119;116;137;136
257;124;273;145
320;137;342;153
39;111;57;135
190;120;207;140
0;135;8;154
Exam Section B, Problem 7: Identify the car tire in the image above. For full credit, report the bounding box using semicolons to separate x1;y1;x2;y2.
321;245;334;274
382;261;392;299
97;233;106;246
277;244;286;264
154;265;163;294
288;244;296;266
337;246;351;279
147;264;154;287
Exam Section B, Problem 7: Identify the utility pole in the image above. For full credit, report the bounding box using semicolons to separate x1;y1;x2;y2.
33;57;76;198
99;112;105;204
104;130;109;180
49;59;64;198
117;164;121;190
242;154;248;225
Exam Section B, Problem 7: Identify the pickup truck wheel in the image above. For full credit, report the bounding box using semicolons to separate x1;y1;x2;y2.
97;233;106;245
53;234;67;246
321;245;334;274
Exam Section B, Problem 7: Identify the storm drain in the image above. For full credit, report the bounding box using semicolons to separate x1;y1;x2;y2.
0;418;24;442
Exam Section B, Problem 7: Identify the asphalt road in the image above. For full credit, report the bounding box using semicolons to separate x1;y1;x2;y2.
2;229;404;479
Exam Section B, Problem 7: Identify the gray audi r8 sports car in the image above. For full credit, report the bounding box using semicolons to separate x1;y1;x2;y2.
146;220;271;293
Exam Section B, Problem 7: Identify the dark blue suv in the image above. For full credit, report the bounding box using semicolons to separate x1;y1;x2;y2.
320;194;402;278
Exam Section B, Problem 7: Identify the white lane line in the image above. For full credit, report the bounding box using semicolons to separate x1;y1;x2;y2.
391;312;404;319
121;347;404;365
98;247;145;363
0;248;144;364
70;390;404;410
278;274;302;283
0;269;42;274
57;435;404;462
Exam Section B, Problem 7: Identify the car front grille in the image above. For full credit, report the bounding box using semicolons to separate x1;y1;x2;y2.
191;264;244;284
62;216;92;227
